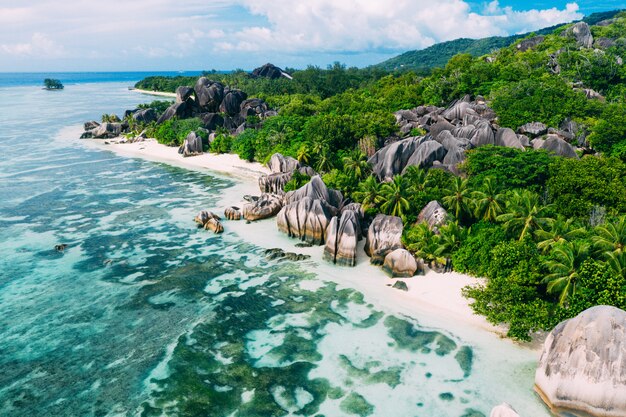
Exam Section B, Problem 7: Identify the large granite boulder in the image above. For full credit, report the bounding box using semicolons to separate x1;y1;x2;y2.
324;210;360;266
469;119;495;147
489;403;520;417
176;86;194;103
518;122;548;138
364;214;403;265
240;98;269;119
268;153;300;173
259;172;292;194
178;131;203;157
403;140;447;172
92;122;122;138
200;113;224;131
535;305;626;417
516;35;545;52
251;63;292;80
383;249;419;278
157;102;191;124
442;100;475;122
84;120;100;131
495;128;524;150
194;78;224;112
277;176;343;244
132;108;157;124
194;210;223;233
540;135;578;158
417;201;448;230
242;194;283;221
368;136;425;181
220;90;247;116
563;22;593;48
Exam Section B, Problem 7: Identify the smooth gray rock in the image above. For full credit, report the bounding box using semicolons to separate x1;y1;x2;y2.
417;201;448;230
364;214;403;265
324;210;360;266
383;249;418;278
496;128;524;150
516;35;545;52
563;22;593;48
200;113;224;131
540;135;578;158
242;193;283;221
469;119;495;147
157;102;191;124
176;86;194;103
442;100;474;122
84;120;100;131
251;63;292;80
259;172;292;194
284;175;343;210
240;98;269;119
219;90;247;116
92;122;122;139
429;120;455;139
368;136;425;181
132;108;157;124
268;153;300;173
392;280;409;291
518;122;548;138
194;78;224;112
277;197;335;245
535;306;626;417
403;140;447;172
179;131;203;157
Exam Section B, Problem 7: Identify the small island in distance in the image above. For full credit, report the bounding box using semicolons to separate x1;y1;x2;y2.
43;78;64;90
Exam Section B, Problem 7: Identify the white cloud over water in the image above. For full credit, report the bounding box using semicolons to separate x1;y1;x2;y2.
0;0;584;70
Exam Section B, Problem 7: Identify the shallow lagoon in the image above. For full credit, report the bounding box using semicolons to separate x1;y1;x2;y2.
0;82;551;416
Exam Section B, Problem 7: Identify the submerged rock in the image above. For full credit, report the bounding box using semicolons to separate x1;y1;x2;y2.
364;214;403;265
242;194;283;221
204;218;224;234
490;403;520;417
535;305;626;417
392;280;408;291
383;249;418;278
264;248;310;262
324;210;360;266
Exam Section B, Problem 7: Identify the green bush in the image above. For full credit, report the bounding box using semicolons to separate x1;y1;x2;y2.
452;222;507;277
210;130;233;154
152;118;203;146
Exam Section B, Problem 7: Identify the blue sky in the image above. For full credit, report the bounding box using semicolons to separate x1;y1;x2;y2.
0;1;622;72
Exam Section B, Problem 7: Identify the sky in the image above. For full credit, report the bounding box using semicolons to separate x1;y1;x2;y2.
0;0;623;72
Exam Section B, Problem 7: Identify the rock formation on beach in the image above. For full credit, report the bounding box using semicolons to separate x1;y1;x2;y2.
382;248;419;277
416;201;448;230
535;305;626;417
277;176;343;245
324;208;362;266
224;206;242;220
242;194;283;221
364;214;404;264
178;131;203;157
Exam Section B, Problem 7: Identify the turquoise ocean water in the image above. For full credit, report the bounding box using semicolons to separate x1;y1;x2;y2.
0;77;552;417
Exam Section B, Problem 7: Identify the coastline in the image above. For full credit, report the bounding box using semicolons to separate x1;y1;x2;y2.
83;135;543;353
129;88;177;99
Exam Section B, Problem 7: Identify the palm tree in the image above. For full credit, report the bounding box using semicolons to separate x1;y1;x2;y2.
592;215;626;256
497;190;553;241
442;177;470;221
606;251;626;279
542;241;590;306
437;221;467;271
297;144;310;164
379;175;410;219
470;177;505;222
403;165;428;194
342;152;370;180
353;176;381;211
404;223;446;267
535;217;586;253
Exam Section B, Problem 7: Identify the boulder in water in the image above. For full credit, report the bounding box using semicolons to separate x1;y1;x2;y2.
204;218;224;234
535;305;626;417
489;403;520;417
224;206;241;220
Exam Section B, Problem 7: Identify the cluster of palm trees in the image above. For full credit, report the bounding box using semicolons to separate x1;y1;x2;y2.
352;167;625;307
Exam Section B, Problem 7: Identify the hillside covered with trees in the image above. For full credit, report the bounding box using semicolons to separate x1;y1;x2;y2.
94;12;626;341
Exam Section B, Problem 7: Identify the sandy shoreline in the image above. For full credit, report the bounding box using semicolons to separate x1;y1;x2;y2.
130;88;177;99
82;136;542;352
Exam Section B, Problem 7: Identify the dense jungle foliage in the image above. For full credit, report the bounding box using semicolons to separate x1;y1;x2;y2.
122;13;626;340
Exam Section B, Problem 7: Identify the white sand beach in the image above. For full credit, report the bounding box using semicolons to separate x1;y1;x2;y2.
130;88;177;99
84;136;541;352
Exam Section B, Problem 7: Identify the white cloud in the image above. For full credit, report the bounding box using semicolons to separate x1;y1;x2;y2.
1;33;66;57
216;0;582;52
